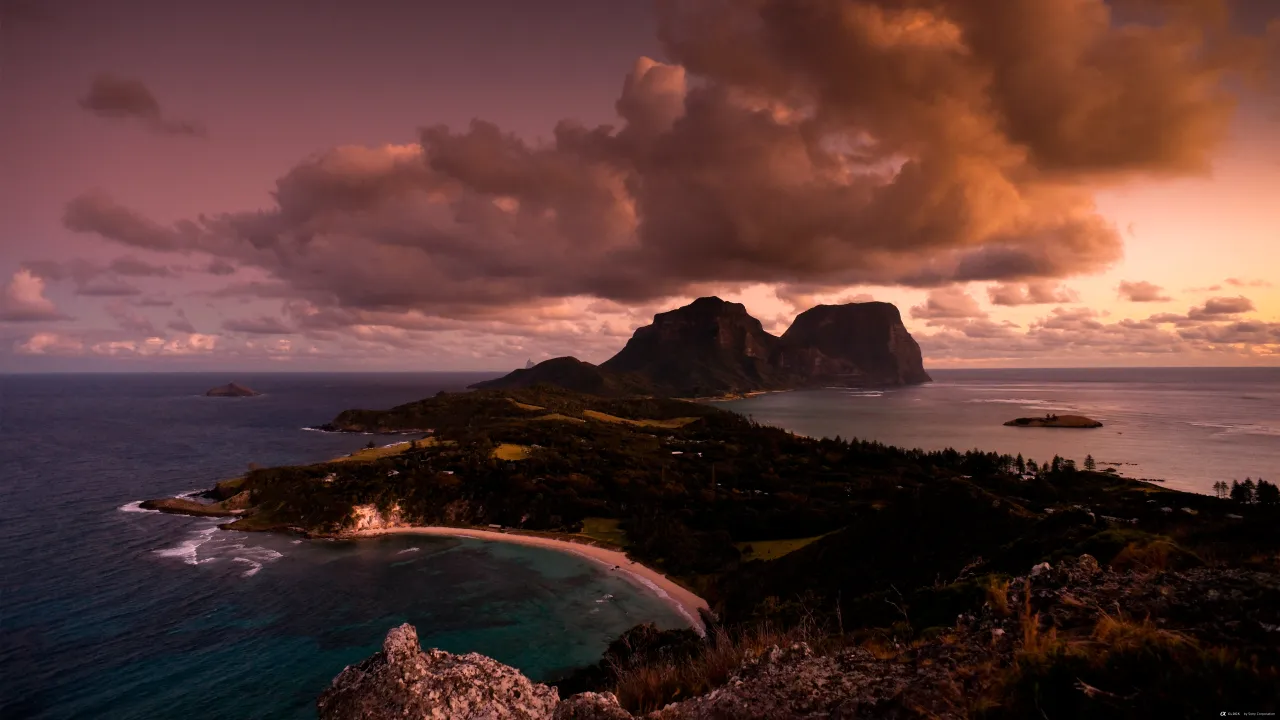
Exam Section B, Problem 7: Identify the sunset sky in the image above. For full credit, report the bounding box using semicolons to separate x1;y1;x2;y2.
2;0;1278;372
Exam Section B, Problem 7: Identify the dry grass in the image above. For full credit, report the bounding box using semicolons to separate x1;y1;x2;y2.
985;577;1012;618
1018;579;1059;658
1092;613;1191;653
1110;539;1199;572
491;443;532;461
582;409;701;429
612;620;825;713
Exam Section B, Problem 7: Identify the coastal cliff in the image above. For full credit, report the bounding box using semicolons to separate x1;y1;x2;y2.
779;302;931;386
473;296;930;397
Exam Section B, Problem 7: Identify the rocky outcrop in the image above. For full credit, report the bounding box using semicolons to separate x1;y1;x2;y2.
320;557;1280;719
600;297;791;397
318;624;560;720
779;302;931;386
349;504;406;532
205;382;260;397
474;297;930;397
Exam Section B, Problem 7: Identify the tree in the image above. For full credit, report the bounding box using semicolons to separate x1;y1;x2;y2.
1015;454;1026;474
1084;454;1096;472
1243;478;1257;503
1212;480;1227;499
1230;479;1253;504
1063;458;1076;472
1027;459;1039;474
1257;479;1280;506
366;440;377;450
1051;455;1062;474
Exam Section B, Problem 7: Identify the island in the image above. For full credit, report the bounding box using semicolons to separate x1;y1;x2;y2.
472;296;931;397
1004;413;1103;428
205;382;260;397
141;383;1279;718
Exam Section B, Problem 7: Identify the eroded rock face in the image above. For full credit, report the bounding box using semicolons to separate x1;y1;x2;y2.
317;624;560;720
348;504;405;532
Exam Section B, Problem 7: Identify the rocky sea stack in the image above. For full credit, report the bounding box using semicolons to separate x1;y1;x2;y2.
473;297;930;397
205;382;260;397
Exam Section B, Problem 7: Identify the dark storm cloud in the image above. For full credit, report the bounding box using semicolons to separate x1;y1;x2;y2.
63;0;1269;326
78;74;207;137
1117;280;1173;302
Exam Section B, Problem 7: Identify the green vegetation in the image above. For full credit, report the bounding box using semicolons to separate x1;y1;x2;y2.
162;383;1280;716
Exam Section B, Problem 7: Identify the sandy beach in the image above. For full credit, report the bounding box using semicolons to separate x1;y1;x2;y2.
348;526;710;634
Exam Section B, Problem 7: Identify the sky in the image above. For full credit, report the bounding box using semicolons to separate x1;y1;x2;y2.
1;0;1279;372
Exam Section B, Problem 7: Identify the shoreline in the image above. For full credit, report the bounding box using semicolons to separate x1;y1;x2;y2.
348;526;710;635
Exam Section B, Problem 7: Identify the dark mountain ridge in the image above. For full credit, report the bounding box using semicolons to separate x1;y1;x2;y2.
472;296;930;396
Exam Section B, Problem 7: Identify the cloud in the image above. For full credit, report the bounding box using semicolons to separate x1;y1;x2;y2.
987;281;1079;306
15;332;85;355
204;259;237;276
0;270;71;322
221;316;295;335
166;308;196;334
910;287;986;321
104;301;157;334
64;193;193;251
1117;280;1172;302
59;0;1267;352
78;74;207;137
108;256;176;277
1225;277;1272;288
1188;295;1255;318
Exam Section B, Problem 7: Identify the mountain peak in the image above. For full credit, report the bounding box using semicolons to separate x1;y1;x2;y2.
474;297;930;396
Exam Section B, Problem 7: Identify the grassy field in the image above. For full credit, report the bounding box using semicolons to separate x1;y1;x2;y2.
334;437;436;463
582;409;701;429
578;517;629;547
507;399;546;411
531;413;587;423
734;533;832;561
492;443;533;461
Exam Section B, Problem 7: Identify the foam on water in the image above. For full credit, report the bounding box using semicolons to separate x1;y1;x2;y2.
118;500;160;514
397;547;420;554
154;527;219;565
1187;421;1280;437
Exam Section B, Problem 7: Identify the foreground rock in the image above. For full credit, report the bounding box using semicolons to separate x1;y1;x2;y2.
318;624;559;720
1004;414;1102;428
322;557;1280;719
205;382;260;397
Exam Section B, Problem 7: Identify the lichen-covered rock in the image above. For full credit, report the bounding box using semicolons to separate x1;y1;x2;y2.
552;692;632;720
317;624;559;719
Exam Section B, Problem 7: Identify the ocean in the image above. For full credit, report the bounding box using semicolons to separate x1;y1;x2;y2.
3;368;1277;718
0;373;686;720
721;367;1280;495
